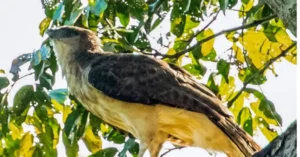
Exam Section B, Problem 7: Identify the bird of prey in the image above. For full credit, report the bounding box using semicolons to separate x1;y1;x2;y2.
46;26;261;157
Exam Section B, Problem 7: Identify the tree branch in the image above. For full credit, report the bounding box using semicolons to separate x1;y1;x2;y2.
163;14;277;59
227;42;297;106
186;10;221;43
160;147;184;157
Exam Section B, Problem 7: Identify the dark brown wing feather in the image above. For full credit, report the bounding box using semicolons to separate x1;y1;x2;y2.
88;53;261;156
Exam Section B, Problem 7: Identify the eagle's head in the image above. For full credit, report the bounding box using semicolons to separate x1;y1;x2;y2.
46;26;102;54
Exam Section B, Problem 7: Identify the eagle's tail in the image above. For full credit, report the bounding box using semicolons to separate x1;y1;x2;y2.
216;117;261;157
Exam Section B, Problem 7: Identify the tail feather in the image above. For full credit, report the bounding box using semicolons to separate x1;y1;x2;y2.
215;117;261;157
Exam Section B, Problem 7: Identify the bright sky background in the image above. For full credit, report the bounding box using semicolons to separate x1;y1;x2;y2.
0;1;297;157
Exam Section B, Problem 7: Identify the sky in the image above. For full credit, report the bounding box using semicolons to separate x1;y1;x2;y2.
0;1;297;157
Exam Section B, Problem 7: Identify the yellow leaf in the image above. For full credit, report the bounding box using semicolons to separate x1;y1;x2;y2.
47;108;54;117
229;92;246;120
275;29;292;46
232;44;245;62
240;30;270;68
63;105;72;123
51;122;60;149
9;122;23;140
219;76;236;101
39;17;52;36
166;48;176;55
26;147;36;157
174;17;182;25
201;29;215;56
285;46;297;64
18;132;33;157
226;31;236;42
250;100;279;126
100;123;110;134
255;117;278;141
52;99;64;111
239;0;254;17
82;125;102;153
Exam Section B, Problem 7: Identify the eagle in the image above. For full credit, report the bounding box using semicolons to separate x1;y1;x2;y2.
46;26;261;157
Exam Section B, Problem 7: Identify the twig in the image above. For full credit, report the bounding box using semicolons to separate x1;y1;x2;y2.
1;72;34;106
160;147;184;157
5;72;35;95
186;10;221;43
227;42;297;106
163;14;277;59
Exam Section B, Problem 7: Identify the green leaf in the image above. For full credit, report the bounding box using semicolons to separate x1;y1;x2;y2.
245;88;282;126
150;17;163;32
64;107;87;139
40;45;51;60
170;3;186;37
107;129;125;144
128;141;139;157
119;138;138;157
32;50;42;66
64;7;83;26
76;110;89;139
201;48;217;61
183;63;205;76
183;15;200;33
0;77;9;90
242;0;250;4
89;0;108;17
63;132;79;157
206;73;219;95
53;2;65;23
34;86;51;105
217;59;230;83
228;0;238;8
219;0;229;14
49;51;58;75
64;0;76;19
89;147;118;157
116;2;130;27
49;89;68;104
33;117;59;157
33;61;45;80
82;8;90;28
13;85;34;116
237;107;253;135
83;125;102;153
238;67;267;85
89;114;103;133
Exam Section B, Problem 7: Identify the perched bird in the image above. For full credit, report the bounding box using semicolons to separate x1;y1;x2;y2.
46;26;261;157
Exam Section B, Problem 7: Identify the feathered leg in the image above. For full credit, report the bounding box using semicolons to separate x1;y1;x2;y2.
138;142;149;157
148;131;168;157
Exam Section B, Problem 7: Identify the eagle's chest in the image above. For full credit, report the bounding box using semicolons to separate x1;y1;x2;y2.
66;72;157;137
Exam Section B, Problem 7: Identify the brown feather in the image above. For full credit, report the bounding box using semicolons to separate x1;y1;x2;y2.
48;26;261;157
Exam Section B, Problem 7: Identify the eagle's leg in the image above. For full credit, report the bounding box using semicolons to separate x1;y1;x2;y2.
138;141;148;157
148;131;168;157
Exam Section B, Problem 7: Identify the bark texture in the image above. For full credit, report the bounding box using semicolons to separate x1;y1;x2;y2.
264;0;297;36
253;120;297;157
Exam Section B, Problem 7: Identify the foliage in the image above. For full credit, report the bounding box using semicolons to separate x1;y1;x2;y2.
0;0;296;156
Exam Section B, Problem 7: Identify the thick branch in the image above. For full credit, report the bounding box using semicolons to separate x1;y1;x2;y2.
264;0;297;36
253;120;297;157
